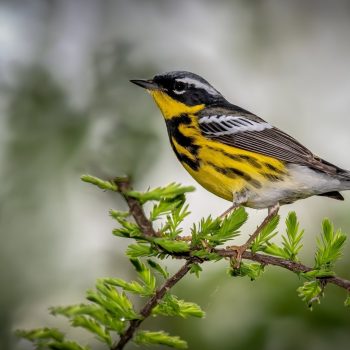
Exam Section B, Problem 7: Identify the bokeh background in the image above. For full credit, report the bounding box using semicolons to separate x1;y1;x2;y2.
1;1;350;349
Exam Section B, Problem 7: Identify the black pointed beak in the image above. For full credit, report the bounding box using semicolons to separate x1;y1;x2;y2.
130;79;159;90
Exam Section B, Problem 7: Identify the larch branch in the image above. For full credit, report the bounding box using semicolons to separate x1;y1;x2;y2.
112;177;350;350
114;177;159;237
112;260;193;350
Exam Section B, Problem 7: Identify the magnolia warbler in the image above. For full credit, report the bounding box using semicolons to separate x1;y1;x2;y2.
130;71;350;256
131;70;350;208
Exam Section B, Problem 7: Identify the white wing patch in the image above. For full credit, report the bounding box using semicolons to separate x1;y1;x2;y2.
176;77;219;96
199;115;272;136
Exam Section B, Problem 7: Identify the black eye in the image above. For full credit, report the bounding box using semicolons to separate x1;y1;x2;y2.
173;81;186;93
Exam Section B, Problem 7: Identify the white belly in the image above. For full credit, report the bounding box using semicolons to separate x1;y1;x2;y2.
245;164;344;209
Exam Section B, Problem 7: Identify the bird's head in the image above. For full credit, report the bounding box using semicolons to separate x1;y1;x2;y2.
130;71;226;119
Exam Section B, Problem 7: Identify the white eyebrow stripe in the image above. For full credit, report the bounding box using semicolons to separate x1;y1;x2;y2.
175;77;220;96
199;115;272;135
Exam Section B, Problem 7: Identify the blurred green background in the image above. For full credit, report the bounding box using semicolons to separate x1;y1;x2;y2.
1;1;350;349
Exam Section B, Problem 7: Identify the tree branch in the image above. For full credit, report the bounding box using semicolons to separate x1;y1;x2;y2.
112;260;193;350
112;177;195;350
218;249;350;291
167;249;350;291
114;177;159;237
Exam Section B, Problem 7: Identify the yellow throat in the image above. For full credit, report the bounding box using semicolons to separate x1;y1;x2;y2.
150;90;205;119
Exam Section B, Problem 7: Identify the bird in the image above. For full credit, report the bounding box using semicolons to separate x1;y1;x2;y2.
130;71;350;260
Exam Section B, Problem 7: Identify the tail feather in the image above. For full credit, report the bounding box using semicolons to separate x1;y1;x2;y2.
336;169;350;191
337;169;350;181
318;191;344;201
318;157;350;180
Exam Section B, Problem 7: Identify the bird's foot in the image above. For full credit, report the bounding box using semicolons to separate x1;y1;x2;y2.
226;243;249;268
226;203;280;268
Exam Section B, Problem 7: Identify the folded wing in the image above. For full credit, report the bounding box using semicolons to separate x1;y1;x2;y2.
198;110;347;177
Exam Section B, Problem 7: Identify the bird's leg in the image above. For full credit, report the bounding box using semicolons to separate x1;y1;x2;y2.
219;189;248;219
219;204;239;219
228;202;280;268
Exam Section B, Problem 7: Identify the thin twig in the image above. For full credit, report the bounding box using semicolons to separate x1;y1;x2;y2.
217;249;350;290
114;177;159;237
168;248;350;291
112;260;193;350
112;177;193;350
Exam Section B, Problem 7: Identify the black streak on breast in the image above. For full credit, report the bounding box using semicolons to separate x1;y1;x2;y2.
165;115;200;171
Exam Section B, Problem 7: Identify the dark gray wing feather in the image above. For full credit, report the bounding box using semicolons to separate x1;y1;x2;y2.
198;107;349;176
217;127;313;163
